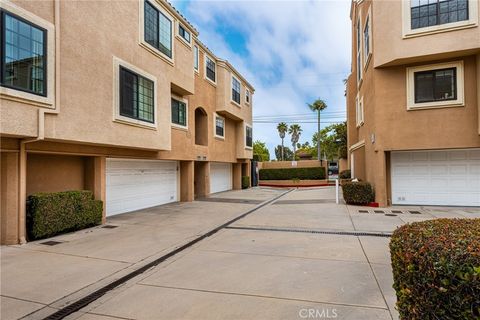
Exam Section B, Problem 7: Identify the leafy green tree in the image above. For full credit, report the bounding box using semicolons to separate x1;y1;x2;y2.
253;140;270;161
288;124;302;160
274;145;294;161
276;122;288;161
312;121;347;160
308;99;328;163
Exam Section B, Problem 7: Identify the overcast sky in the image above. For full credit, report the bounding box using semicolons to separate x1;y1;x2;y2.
172;0;352;158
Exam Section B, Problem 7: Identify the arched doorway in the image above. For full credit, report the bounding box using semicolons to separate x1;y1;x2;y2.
195;107;208;146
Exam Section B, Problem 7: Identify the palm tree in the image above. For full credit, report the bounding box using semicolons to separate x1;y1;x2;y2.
308;99;328;164
277;122;288;161
288;124;302;160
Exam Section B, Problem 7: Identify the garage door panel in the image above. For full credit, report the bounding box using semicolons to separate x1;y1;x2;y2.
210;163;232;194
392;149;479;206
106;159;178;216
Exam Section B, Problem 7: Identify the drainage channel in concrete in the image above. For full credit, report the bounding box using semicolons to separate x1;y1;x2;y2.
225;226;393;238
42;189;294;320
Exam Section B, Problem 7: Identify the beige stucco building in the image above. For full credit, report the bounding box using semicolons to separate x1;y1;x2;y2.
0;0;254;244
347;0;480;207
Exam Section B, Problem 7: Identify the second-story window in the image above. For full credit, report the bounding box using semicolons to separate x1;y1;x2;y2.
356;18;362;83
144;1;172;58
232;77;240;104
120;66;154;123
215;116;224;138
246;89;250;104
410;0;469;29
171;98;187;127
178;24;190;43
414;67;457;103
194;45;199;71
1;10;47;96
206;56;216;82
245;125;253;148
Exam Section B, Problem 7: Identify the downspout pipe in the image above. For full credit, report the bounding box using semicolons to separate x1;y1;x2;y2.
18;0;61;244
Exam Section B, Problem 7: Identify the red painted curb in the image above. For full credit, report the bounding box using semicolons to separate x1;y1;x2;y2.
259;183;335;188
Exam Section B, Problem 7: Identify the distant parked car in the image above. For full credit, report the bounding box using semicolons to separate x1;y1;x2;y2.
328;161;338;175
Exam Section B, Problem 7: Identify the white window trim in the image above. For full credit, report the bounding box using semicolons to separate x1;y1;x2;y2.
245;123;253;150
406;60;464;110
245;88;251;105
112;57;157;129
138;0;175;65
204;54;217;86
402;0;479;38
231;74;241;107
356;95;364;127
0;1;55;108
214;113;225;139
193;45;199;73
171;94;188;130
176;21;192;47
363;7;372;71
356;11;363;87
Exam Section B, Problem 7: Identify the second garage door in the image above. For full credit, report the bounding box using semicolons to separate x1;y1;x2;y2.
106;159;178;216
391;149;480;206
210;162;232;194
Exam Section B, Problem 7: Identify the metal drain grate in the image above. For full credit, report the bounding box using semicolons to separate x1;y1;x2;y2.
374;210;385;213
197;198;262;204
101;225;118;229
226;226;391;238
385;213;397;217
40;241;63;246
391;210;403;214
409;210;421;214
273;199;336;205
358;210;369;213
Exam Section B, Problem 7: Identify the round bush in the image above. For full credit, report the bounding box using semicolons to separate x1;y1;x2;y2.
390;219;480;320
341;181;374;205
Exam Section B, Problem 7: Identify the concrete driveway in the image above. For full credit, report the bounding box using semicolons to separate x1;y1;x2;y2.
2;187;478;320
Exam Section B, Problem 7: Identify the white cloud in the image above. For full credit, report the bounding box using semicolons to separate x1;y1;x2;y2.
174;0;352;158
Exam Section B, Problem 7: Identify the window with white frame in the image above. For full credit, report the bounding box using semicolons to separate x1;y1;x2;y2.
245;125;253;148
232;76;240;104
363;15;371;67
407;61;464;109
193;45;199;71
178;24;190;43
215;115;224;138
245;89;250;104
205;55;216;83
171;98;187;127
356;96;364;127
356;17;362;83
144;0;172;58
119;66;155;124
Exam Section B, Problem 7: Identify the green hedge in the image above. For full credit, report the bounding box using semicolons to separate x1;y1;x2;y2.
242;176;250;189
341;181;374;205
26;190;103;240
259;167;326;180
339;169;351;179
390;219;480;320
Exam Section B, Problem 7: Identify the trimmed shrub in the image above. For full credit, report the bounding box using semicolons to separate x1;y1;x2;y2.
242;176;250;189
341;181;374;205
259;167;326;180
26;190;103;240
390;219;480;320
339;169;351;179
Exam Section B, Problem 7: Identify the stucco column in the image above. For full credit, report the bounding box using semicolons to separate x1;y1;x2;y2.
180;161;194;202
1;152;20;245
232;163;242;190
374;150;388;207
95;157;106;223
18;144;27;244
477;54;480;135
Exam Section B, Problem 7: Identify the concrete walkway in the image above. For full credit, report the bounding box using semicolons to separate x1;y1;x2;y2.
1;187;478;320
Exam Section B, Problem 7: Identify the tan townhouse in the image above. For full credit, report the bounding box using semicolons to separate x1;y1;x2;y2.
0;0;254;245
346;0;480;207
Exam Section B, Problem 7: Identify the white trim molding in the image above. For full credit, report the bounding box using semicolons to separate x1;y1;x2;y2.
402;0;478;38
0;1;55;108
406;60;464;110
356;95;364;127
349;139;365;152
112;56;157;129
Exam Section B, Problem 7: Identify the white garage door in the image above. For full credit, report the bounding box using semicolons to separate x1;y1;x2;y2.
210;162;232;194
106;159;178;216
391;149;480;206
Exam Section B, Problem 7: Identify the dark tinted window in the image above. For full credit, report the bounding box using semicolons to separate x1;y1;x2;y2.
232;77;240;104
206;56;216;82
120;67;154;123
414;67;456;103
171;98;186;126
1;10;46;96
411;0;469;29
179;24;190;43
144;1;172;58
246;126;253;147
215;117;224;137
